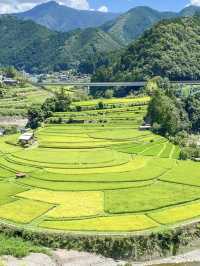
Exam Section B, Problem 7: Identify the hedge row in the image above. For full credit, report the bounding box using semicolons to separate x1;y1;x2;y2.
1;221;200;261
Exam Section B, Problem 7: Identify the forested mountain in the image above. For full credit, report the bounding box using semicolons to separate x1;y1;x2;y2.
0;16;121;73
102;6;176;45
93;15;200;82
1;5;200;74
15;1;119;32
15;3;200;46
180;5;200;16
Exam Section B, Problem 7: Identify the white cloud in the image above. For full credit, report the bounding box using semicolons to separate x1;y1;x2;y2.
190;0;200;6
58;0;90;10
98;5;108;13
0;0;90;14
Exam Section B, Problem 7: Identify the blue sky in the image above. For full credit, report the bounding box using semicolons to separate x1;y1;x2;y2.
0;0;198;14
89;0;190;13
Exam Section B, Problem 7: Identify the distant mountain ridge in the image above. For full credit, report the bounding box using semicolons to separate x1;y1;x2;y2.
14;2;200;45
92;14;200;83
102;5;200;45
0;15;121;73
15;1;119;32
1;4;200;74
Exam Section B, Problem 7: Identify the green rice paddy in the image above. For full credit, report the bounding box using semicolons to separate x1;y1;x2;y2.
0;97;199;234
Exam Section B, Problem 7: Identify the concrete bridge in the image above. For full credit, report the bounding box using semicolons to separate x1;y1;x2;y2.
39;80;200;88
38;81;146;87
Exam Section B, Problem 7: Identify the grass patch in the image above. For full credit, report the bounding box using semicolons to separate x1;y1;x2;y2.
0;234;47;258
0;199;52;224
0;182;27;205
160;161;200;186
149;201;200;225
18;189;104;218
40;214;158;232
105;181;200;214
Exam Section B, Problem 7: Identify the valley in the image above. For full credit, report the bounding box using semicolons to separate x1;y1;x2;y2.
0;1;200;264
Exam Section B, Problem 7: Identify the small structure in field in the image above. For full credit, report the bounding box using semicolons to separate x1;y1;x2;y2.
3;78;19;86
18;132;34;145
0;129;5;136
16;172;26;179
139;123;151;131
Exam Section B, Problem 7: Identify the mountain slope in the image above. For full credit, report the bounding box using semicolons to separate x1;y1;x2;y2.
93;15;200;82
180;5;200;16
15;1;119;32
102;6;176;45
0;16;121;73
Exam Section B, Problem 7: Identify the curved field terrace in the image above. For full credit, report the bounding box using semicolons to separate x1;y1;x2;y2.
0;101;200;234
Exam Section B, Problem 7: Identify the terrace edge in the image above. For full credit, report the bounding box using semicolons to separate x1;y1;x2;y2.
1;220;200;261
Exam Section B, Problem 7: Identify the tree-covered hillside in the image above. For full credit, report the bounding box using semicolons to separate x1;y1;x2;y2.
0;16;121;73
16;1;119;32
93;15;200;82
102;6;176;46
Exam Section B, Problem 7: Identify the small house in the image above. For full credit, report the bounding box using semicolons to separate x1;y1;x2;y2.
139;123;152;131
16;172;26;179
19;132;34;145
0;129;5;136
3;78;19;86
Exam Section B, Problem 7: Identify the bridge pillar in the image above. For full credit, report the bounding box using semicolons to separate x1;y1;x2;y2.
85;86;90;94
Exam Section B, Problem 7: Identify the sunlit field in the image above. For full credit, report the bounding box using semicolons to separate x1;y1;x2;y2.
0;95;200;234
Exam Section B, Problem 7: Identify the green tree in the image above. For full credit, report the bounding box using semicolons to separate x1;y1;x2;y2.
27;107;44;129
186;94;200;132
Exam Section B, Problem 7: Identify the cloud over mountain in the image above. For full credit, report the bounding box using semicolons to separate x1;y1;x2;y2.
0;0;90;13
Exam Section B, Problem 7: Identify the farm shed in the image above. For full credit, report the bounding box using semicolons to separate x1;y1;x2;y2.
0;129;5;136
19;132;34;145
139;123;151;131
3;78;19;85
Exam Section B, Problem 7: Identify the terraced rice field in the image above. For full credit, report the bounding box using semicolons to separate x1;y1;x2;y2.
0;84;50;117
0;98;200;234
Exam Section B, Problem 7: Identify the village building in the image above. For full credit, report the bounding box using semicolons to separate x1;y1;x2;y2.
18;132;34;145
0;129;5;136
3;78;19;85
139;123;152;131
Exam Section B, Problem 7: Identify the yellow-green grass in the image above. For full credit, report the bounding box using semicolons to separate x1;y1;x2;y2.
160;161;200;186
0;157;39;173
0;166;15;178
0;96;191;232
149;202;200;225
18;177;153;191
171;146;181;159
45;157;146;174
0;199;52;224
0;182;27;205
54;106;147;117
0;138;22;153
111;137;165;154
17;189;104;218
39;141;127;149
105;181;200;214
29;157;167;182
141;143;166;157
38;134;132;147
159;142;174;158
72;97;150;107
11;148;130;167
89;129;151;140
0;84;49;117
40;214;158;232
